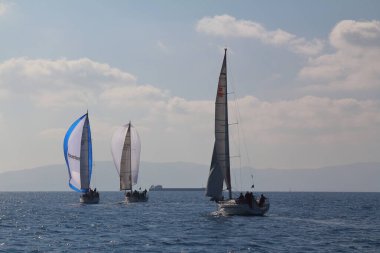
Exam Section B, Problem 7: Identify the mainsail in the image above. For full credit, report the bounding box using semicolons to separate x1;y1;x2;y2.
206;49;232;201
111;122;141;191
63;113;93;192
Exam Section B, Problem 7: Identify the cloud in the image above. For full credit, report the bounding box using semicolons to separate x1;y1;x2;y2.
0;56;379;170
299;20;380;92
100;85;169;109
0;2;8;16
196;15;324;55
330;20;380;50
236;96;380;145
0;58;137;108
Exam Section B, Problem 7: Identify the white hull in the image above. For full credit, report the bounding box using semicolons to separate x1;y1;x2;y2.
80;195;99;204
218;199;270;216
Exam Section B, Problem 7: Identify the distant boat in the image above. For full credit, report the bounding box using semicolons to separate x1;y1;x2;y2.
63;112;99;204
111;122;148;202
206;49;269;216
149;185;163;191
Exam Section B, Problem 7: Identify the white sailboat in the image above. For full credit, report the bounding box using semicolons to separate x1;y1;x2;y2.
206;49;270;216
111;122;148;203
63;112;99;204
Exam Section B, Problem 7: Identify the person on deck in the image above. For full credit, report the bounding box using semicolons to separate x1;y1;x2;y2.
238;193;244;203
245;192;253;208
259;194;266;207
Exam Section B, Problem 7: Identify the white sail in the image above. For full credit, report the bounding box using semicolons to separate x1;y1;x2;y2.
63;113;93;192
206;49;231;200
206;50;270;216
111;122;141;190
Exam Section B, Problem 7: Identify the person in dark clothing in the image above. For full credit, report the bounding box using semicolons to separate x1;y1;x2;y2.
259;194;266;207
237;193;244;203
244;191;250;201
244;191;253;208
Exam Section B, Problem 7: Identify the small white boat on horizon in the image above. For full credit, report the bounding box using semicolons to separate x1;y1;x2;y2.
111;122;148;203
206;49;269;216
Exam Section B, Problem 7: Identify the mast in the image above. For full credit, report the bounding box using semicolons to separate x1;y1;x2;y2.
224;49;232;199
128;122;132;194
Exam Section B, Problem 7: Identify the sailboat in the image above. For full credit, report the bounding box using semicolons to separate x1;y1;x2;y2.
206;49;270;216
63;112;99;204
111;122;148;203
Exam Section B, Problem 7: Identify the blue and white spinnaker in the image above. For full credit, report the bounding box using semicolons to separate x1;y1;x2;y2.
63;113;93;193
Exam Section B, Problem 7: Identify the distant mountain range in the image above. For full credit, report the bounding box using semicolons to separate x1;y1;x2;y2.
0;161;379;192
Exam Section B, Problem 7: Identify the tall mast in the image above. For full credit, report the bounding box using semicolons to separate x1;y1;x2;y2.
224;49;232;199
127;122;132;194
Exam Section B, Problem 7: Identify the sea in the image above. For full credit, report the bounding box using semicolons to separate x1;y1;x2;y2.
0;191;379;252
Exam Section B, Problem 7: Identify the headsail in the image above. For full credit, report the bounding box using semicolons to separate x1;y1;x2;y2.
206;49;232;200
63;113;93;192
111;122;141;191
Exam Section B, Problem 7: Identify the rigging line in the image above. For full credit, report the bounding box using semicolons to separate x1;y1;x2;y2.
229;63;254;192
228;54;243;192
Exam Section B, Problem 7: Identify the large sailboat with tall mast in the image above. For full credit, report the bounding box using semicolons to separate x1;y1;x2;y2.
206;49;269;216
111;122;148;203
63;112;99;204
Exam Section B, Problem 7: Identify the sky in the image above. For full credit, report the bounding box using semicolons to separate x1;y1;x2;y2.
0;0;380;173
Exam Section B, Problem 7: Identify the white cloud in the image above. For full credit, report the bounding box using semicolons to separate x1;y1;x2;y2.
0;56;379;170
299;20;380;92
330;20;380;51
100;85;169;108
236;96;380;145
138;94;380;168
0;58;138;107
196;15;324;55
0;2;8;16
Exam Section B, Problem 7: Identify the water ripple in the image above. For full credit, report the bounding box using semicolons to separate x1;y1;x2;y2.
0;192;379;252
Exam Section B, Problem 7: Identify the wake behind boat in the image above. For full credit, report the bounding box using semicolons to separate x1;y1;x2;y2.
111;122;148;203
206;49;269;216
63;112;99;204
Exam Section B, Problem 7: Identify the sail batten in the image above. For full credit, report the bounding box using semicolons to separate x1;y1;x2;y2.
206;49;232;200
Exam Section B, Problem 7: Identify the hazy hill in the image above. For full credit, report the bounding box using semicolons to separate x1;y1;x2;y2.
0;161;379;192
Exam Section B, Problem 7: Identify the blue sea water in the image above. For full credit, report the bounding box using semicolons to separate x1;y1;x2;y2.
0;191;379;252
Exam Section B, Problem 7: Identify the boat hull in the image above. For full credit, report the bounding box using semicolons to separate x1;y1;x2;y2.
218;199;269;216
125;195;148;203
80;195;99;204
